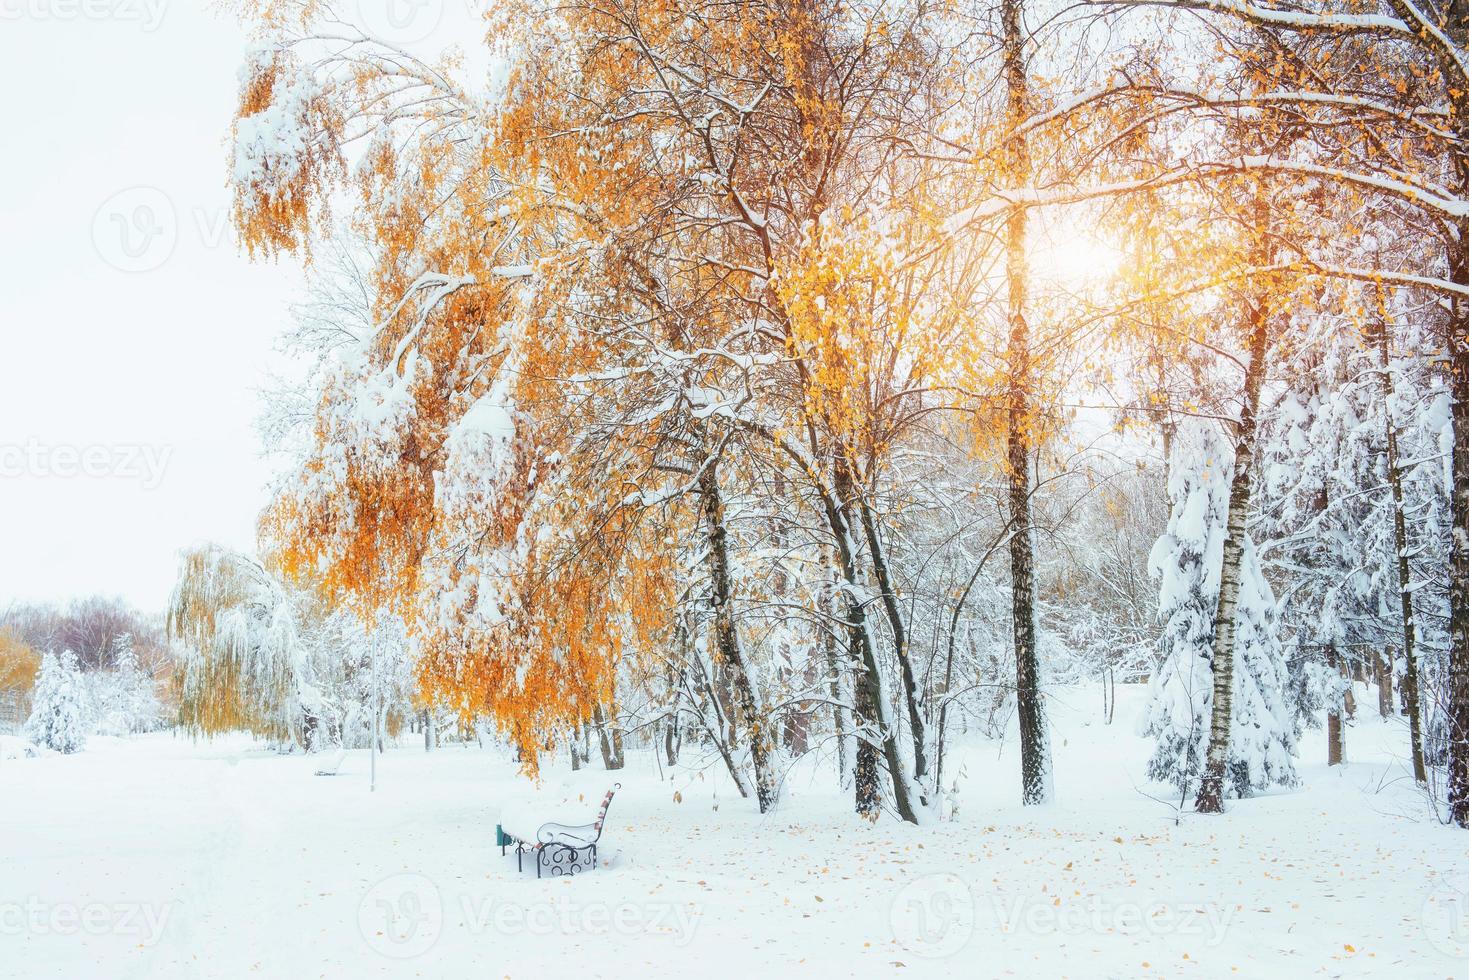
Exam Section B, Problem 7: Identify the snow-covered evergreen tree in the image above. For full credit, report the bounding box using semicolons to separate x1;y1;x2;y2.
1225;546;1300;794
96;634;162;735
1251;280;1453;779
25;650;87;754
1254;341;1355;744
1142;422;1297;798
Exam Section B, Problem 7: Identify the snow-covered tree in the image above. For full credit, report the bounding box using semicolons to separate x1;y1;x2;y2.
315;609;416;751
25;650;87;754
1250;274;1454;783
1143;422;1297;799
210;0;1469;825
169;542;417;752
169;543;329;750
87;633;163;736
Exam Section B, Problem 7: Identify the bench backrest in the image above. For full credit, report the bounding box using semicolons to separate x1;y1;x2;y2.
591;783;620;842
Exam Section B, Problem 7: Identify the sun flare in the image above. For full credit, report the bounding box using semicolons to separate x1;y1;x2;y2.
1029;227;1125;289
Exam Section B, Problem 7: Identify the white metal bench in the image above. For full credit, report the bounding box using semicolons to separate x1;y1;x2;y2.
498;783;620;877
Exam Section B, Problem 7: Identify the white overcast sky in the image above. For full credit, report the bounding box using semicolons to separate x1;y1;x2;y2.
0;1;483;616
0;4;307;614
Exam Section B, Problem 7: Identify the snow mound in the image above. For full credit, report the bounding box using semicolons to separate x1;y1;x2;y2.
0;735;41;761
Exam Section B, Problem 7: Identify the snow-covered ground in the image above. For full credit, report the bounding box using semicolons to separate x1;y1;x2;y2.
2;683;1465;978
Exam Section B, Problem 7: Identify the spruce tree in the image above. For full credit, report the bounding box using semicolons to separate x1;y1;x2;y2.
25;650;87;754
1143;423;1297;799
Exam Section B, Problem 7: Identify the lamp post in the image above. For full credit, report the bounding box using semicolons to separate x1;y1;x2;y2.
370;629;378;793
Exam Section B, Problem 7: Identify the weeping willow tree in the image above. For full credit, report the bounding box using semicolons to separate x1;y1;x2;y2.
168;543;415;751
168;543;322;749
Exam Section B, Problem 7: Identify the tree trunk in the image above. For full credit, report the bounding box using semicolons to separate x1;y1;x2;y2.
853;478;928;782
1195;191;1271;814
667;633;686;770
1326;645;1344;766
1001;0;1049;808
593;704;622;770
1401;646;1430;786
934;623;960;792
852;626;881;819
782;666;813;756
1326;708;1343;767
1447;291;1469;826
664;716;678;768
828;457;920;822
697;455;777;811
691;638;753;800
823;571;850;787
1375;650;1394;720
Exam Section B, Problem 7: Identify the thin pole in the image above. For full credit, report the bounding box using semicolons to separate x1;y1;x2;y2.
370;629;378;793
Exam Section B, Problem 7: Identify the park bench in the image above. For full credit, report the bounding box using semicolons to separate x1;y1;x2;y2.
313;747;347;776
497;783;620;878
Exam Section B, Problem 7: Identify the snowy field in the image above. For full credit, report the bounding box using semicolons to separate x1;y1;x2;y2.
3;683;1466;979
